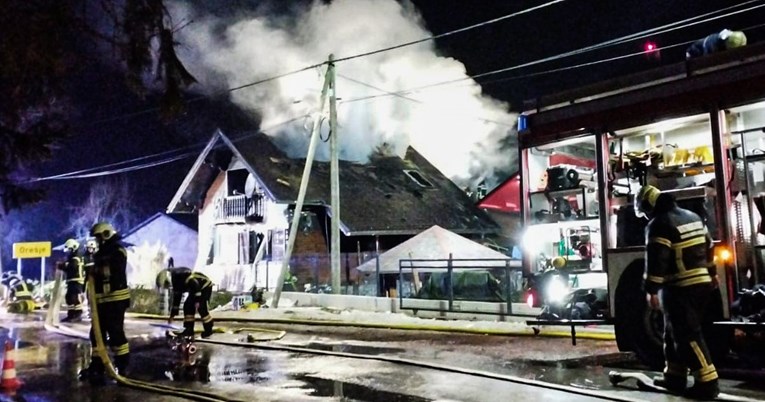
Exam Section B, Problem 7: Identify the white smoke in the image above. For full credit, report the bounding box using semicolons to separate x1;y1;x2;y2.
170;0;517;187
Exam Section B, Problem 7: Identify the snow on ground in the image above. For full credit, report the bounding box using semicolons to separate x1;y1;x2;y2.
212;299;615;336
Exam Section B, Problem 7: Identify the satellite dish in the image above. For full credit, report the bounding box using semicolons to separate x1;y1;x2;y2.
245;173;257;197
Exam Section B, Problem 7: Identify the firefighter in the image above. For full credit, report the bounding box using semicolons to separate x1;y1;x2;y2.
83;239;98;275
635;185;720;399
1;272;34;301
1;272;36;313
686;29;747;59
57;239;85;322
79;222;130;384
156;267;215;339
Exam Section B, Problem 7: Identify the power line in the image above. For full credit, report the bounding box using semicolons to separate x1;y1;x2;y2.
28;3;764;181
77;1;567;127
337;74;515;128
332;0;567;64
29;114;309;182
474;21;765;88
340;1;765;105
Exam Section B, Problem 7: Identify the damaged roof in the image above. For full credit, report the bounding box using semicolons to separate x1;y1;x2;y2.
168;130;499;236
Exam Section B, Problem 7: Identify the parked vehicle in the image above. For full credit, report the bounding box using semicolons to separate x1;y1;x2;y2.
518;42;765;368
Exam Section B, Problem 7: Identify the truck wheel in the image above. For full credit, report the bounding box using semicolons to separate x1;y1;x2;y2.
614;259;664;369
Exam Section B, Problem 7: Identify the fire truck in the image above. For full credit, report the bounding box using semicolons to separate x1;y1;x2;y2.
519;42;765;367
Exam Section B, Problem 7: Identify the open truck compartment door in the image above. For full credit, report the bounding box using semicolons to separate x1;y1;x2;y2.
519;42;765;367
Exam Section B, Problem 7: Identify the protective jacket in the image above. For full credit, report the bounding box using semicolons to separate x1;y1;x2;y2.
91;240;130;305
60;255;85;285
3;274;33;300
170;270;212;316
644;195;714;294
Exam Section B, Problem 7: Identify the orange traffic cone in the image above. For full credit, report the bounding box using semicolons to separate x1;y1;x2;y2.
1;341;21;391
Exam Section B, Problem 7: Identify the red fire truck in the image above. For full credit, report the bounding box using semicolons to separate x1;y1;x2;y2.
519;42;765;367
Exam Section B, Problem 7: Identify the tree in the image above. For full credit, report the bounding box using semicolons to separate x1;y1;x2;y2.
0;0;196;214
0;216;27;274
64;178;143;239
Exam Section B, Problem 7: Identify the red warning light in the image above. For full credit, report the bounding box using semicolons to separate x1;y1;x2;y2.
643;41;661;61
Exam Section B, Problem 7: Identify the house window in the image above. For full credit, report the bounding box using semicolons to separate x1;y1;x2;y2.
404;170;433;188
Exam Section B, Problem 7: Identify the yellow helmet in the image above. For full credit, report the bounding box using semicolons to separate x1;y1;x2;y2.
635;185;661;219
90;222;117;242
156;269;172;289
551;256;567;269
64;239;80;253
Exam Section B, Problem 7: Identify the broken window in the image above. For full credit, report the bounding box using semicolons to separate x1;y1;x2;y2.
403;170;433;188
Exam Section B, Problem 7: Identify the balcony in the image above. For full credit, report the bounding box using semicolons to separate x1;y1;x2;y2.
215;194;265;223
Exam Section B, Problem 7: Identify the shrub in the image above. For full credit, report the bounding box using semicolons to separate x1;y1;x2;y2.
210;290;233;310
128;287;162;315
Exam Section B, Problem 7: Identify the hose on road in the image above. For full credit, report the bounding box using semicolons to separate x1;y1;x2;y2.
128;312;615;341
44;272;241;402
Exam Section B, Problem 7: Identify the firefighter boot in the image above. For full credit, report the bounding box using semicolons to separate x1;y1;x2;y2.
686;379;719;400
61;310;75;323
174;322;195;338
115;353;130;377
653;374;687;394
201;320;214;339
79;358;106;385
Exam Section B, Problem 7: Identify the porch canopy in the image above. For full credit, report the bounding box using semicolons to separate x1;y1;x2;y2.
356;225;520;274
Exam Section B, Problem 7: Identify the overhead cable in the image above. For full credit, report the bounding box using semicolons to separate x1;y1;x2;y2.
78;1;567;126
337;74;515;128
28;115;309;182
332;0;567;64
340;0;765;105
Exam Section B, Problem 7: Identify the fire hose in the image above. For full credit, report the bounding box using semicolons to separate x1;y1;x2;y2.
128;313;614;341
44;272;242;402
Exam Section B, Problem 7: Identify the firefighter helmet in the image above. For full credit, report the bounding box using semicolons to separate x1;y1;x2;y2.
90;222;117;242
64;239;80;253
156;269;172;289
551;256;567;269
635;185;662;219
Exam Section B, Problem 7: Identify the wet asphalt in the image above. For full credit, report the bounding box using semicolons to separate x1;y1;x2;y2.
0;312;764;402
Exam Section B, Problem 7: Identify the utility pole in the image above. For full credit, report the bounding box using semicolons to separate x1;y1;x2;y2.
271;55;333;308
329;54;341;294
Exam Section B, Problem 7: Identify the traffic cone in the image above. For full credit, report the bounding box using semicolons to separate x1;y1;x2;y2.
1;341;21;391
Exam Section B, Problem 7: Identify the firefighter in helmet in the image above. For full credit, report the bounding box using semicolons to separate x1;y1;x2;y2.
57;238;85;322
79;222;130;383
1;272;35;303
156;267;215;339
1;272;36;313
635;185;720;399
83;239;98;276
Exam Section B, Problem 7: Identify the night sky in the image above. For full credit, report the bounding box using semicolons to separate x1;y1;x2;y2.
3;0;764;274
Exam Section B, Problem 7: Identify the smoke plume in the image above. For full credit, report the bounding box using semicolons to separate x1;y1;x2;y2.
170;0;517;188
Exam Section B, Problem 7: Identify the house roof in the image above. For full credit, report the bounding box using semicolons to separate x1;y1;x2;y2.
121;212;198;240
356;225;519;273
167;130;499;236
477;172;520;213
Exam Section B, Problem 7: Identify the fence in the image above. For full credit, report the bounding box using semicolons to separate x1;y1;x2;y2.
396;256;529;317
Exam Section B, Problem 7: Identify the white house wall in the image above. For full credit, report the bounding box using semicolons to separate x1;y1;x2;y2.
124;215;198;288
196;172;226;286
196;163;291;293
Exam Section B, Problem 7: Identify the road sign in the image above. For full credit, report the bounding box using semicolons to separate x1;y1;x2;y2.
12;242;52;259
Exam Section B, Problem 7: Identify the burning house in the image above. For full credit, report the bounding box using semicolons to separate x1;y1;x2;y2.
166;130;499;293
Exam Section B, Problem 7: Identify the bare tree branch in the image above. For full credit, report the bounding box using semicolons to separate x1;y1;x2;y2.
64;177;141;238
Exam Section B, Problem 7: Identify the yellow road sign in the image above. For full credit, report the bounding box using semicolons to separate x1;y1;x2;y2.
12;242;52;259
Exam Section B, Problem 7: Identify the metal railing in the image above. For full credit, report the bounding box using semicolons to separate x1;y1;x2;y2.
214;194;265;223
396;256;529;317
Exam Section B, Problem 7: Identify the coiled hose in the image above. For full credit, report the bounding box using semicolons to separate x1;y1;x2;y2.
44;273;241;402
